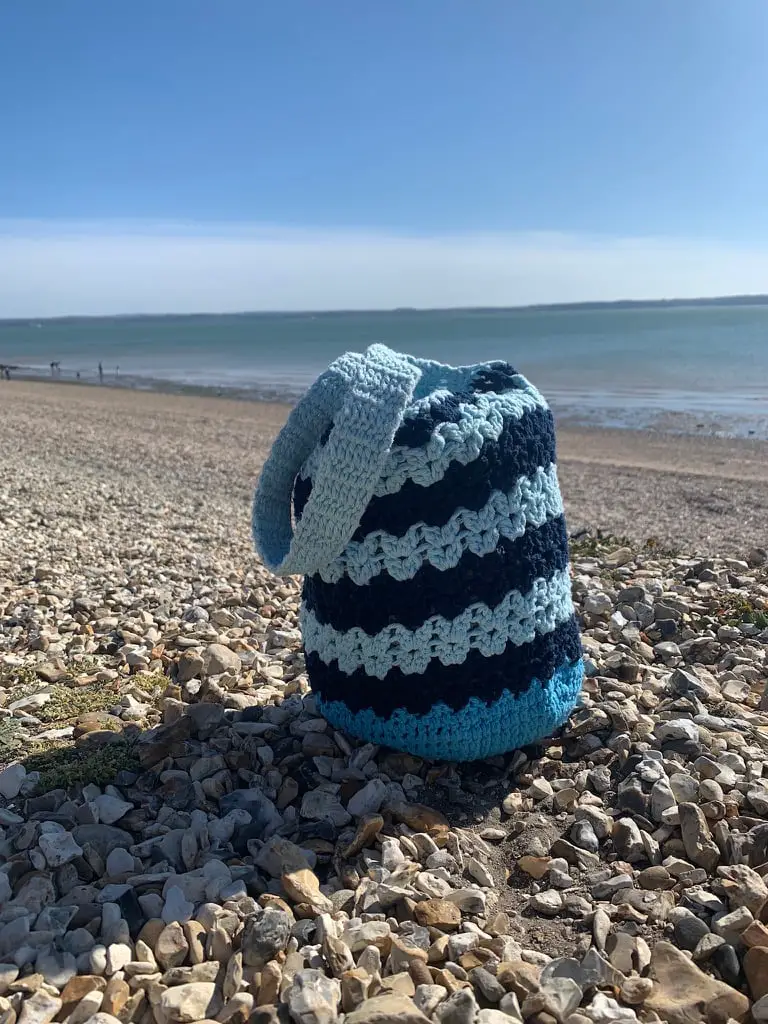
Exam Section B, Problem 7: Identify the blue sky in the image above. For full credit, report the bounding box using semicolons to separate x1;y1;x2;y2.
1;1;768;314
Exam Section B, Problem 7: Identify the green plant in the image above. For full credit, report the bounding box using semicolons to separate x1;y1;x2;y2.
37;683;121;724
0;717;26;754
23;741;141;793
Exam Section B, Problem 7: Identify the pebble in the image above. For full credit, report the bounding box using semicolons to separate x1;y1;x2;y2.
3;469;768;1024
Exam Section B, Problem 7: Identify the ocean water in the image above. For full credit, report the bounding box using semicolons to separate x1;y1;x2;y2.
1;304;767;437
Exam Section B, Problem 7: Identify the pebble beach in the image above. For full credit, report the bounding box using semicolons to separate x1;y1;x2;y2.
2;380;768;1024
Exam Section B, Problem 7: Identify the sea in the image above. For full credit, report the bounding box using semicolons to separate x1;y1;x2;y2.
1;303;768;438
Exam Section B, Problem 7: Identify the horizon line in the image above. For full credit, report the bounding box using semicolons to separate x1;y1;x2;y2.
2;292;768;323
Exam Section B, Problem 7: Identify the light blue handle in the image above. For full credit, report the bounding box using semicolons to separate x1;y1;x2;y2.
252;344;421;577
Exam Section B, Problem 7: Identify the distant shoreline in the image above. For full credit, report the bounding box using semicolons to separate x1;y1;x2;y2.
3;365;767;442
3;293;768;325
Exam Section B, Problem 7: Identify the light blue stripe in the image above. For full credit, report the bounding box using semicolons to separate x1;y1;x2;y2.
377;383;547;495
301;568;574;680
300;381;548;497
316;660;584;762
318;464;563;585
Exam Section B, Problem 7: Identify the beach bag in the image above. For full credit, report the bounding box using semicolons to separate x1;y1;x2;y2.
252;344;583;762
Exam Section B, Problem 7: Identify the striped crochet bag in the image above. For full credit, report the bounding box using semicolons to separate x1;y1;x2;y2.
252;344;583;762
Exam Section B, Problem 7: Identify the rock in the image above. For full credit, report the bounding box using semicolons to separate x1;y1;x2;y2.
413;900;462;932
104;847;134;876
645;941;749;1024
678;803;720;872
537;976;582;1021
176;649;205;683
255;836;312;877
92;794;133;825
67;990;105;1024
433;989;478;1024
344;994;429;1024
518;856;551;880
389;803;450;840
38;831;83;867
160;982;222;1023
36;950;76;988
744;945;768;1000
162;885;195;924
347;780;387;818
282;869;333;912
710;944;741;988
300;791;351;828
612;818;644;862
16;991;62;1024
0;764;26;801
203;643;241;676
101;977;130;1017
242;909;292;967
528;890;563;916
286;969;341;1024
155;922;189;969
674;915;711;952
712;906;753;944
71;825;134;860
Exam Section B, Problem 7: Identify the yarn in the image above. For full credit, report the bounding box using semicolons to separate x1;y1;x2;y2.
252;344;583;761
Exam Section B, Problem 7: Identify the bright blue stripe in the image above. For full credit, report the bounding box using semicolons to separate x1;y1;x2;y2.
301;568;574;679
316;659;584;762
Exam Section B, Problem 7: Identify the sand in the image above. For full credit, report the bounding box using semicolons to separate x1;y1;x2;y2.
1;379;766;556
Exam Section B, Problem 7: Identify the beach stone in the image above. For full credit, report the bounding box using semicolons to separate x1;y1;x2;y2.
678;803;720;872
286;969;340;1024
744;945;768;1000
155;922;189;969
242;909;291;967
645;941;749;1024
612;818;644;862
160;982;222;1023
162;885;194;924
104;847;133;876
92;794;132;824
254;836;312;877
414;900;462;931
71;825;133;860
300;791;351;827
347;780;387;818
710;944;741;988
282;868;333;912
345;993;429;1024
60;976;106;1010
16;991;61;1024
35;950;76;988
0;764;26;801
38;831;83;867
176;649;205;683
203;644;241;676
66;990;104;1024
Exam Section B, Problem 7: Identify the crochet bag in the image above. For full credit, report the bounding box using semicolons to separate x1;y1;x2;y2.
252;344;583;761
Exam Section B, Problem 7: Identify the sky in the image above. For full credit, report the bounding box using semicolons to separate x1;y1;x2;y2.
1;0;768;315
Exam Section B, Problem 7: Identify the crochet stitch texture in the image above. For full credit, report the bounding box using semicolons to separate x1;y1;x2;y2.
252;344;583;761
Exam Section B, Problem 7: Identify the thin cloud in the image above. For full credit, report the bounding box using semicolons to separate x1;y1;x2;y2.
1;221;767;317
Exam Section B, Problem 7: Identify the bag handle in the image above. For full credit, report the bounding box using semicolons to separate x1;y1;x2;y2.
252;344;421;577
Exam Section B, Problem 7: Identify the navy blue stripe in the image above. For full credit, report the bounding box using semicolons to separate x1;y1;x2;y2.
394;393;465;448
303;514;569;635
293;404;555;535
306;615;582;717
355;404;555;539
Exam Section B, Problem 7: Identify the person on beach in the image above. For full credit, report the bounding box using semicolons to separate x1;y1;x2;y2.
98;362;103;383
